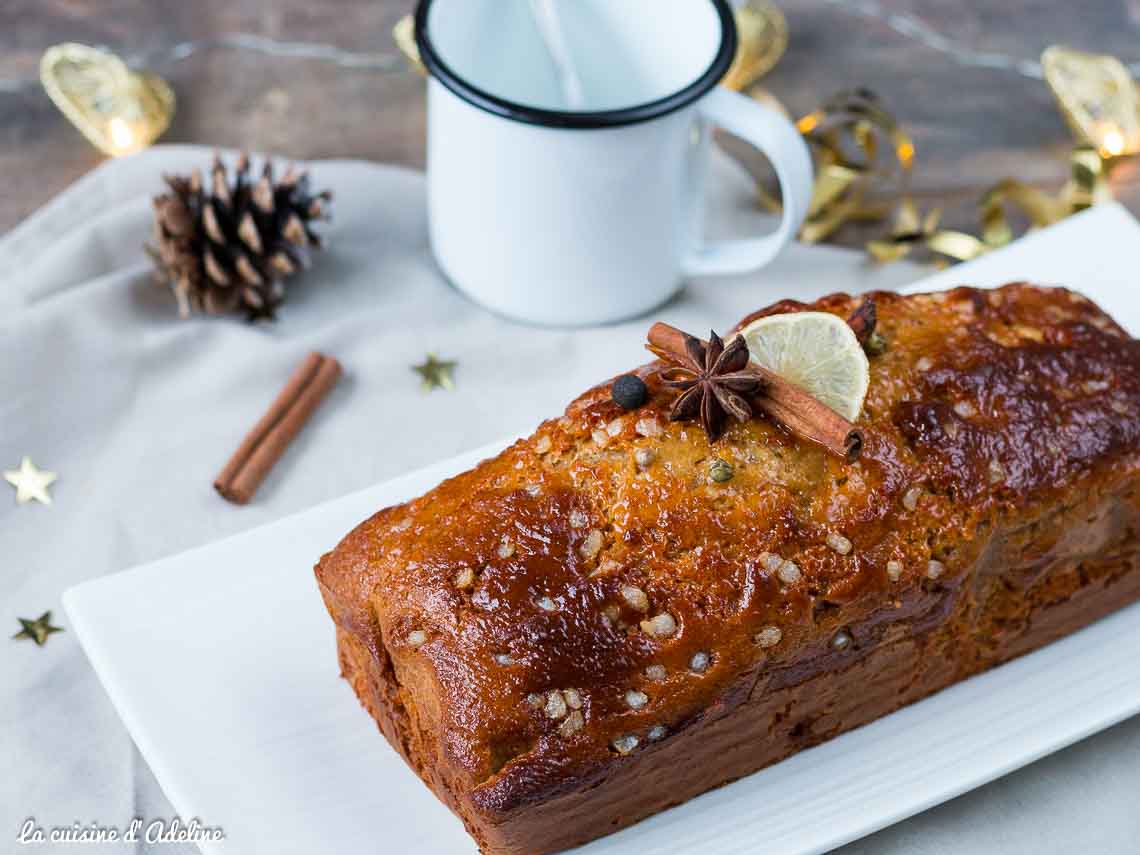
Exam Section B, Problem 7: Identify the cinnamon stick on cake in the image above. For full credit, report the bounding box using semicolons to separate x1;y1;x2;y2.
316;284;1140;855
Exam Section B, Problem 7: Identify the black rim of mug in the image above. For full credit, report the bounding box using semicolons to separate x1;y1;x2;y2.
413;0;738;129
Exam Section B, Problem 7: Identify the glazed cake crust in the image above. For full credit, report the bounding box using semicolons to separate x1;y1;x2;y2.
316;283;1140;854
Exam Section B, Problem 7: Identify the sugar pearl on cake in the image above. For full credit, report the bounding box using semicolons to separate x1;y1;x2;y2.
755;626;782;648
826;533;852;555
612;734;639;754
635;418;662;438
644;664;667;681
563;688;583;710
988;459;1006;484
760;552;784;573
926;559;945;580
593;558;621;577
579;529;604;560
1015;324;1044;342
536;596;557;612
601;603;621;628
777;560;801;585
647;725;667;741
902;486;922;511
640;613;677;639
625;689;649;709
454;567;475;589
534;435;552;455
634;447;657;468
407;630;427;647
689;651;710;673
498;537;516;559
621;585;650;612
569;509;589;529
886;560;903;582
953;400;977;418
916;357;933;372
831;629;852;651
545;690;568;719
493;653;514;666
559;710;585;737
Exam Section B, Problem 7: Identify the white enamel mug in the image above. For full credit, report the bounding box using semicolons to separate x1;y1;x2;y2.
415;0;813;326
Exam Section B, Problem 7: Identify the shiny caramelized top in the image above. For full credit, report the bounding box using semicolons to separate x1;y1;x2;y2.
316;284;1140;813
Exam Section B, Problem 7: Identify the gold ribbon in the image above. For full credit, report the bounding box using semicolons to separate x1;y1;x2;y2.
763;88;916;245
759;40;1140;264
753;83;1116;265
865;144;1111;265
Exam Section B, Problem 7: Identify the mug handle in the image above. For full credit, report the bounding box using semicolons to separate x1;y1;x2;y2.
682;87;814;277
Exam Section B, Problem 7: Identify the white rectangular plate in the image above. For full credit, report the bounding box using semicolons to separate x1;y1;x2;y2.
66;203;1140;855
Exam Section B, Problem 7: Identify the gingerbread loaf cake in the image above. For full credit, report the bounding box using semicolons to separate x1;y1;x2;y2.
315;283;1140;854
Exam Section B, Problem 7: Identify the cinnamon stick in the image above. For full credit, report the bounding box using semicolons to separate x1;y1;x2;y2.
214;351;342;504
646;323;863;461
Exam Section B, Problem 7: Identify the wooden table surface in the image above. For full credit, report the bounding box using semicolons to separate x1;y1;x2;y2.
5;0;1140;247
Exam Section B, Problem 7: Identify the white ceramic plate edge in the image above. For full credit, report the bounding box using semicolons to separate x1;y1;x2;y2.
62;203;1140;854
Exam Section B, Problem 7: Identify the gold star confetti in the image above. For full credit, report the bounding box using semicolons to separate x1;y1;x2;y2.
4;457;58;505
413;354;457;392
13;611;64;647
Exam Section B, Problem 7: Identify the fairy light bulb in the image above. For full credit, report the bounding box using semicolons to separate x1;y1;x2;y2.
1042;46;1140;160
1099;126;1125;158
108;117;136;155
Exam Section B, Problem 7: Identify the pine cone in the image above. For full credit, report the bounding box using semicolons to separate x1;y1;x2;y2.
147;153;332;320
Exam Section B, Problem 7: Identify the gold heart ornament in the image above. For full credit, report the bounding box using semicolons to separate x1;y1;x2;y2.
393;15;425;75
40;43;175;157
722;0;788;92
1042;45;1140;158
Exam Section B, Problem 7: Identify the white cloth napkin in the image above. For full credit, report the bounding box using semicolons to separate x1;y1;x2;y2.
1;144;1135;853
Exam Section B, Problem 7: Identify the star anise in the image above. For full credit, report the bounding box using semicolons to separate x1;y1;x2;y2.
654;330;763;441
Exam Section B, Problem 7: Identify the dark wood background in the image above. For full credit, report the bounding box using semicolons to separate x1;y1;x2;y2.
5;0;1140;246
